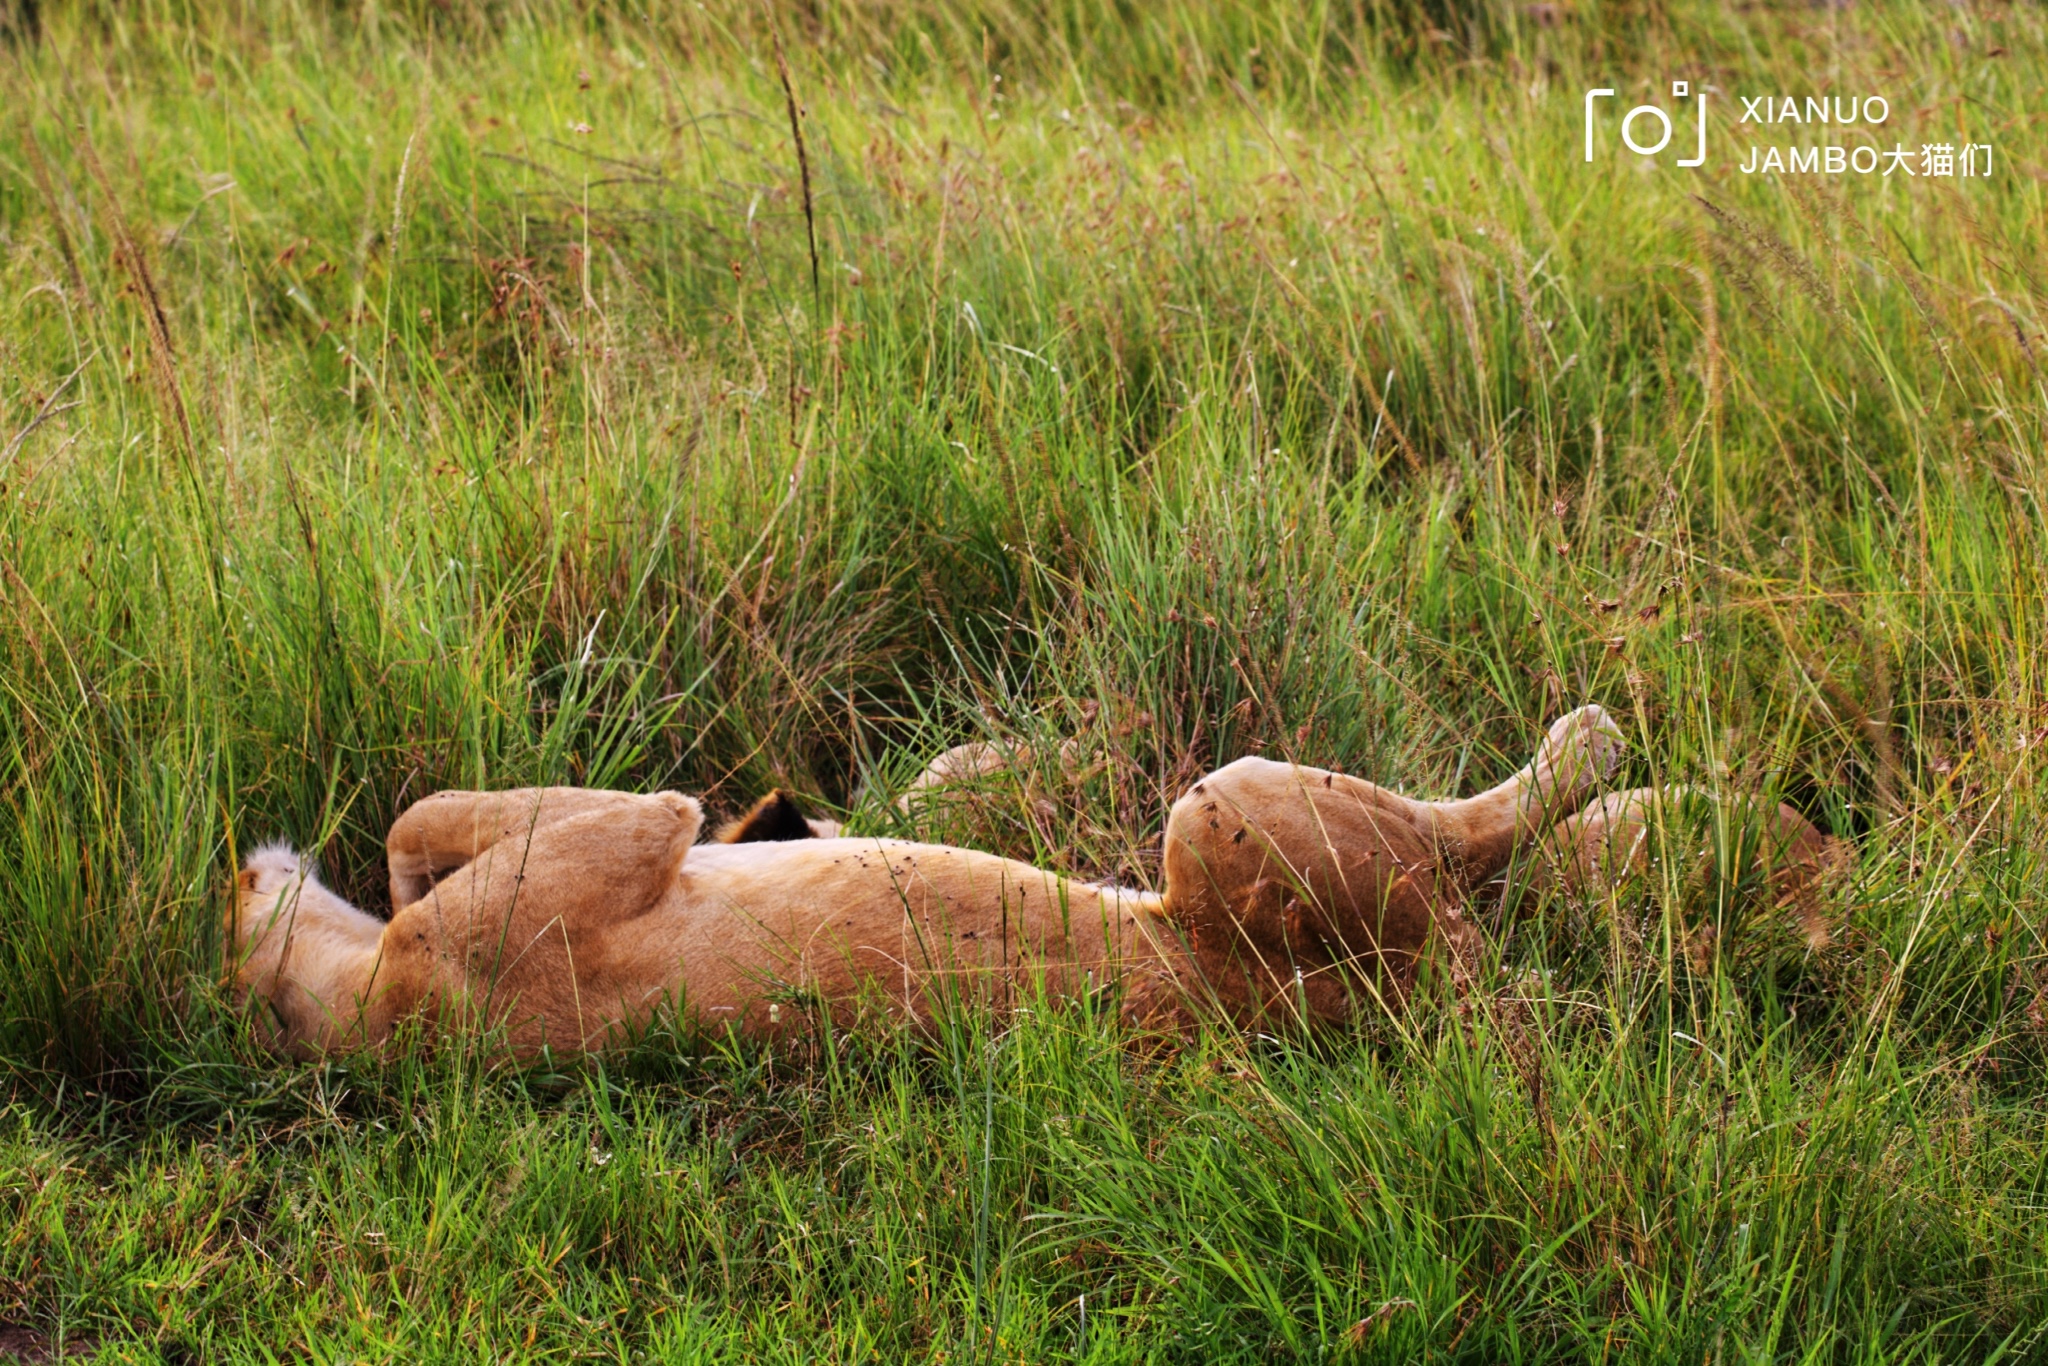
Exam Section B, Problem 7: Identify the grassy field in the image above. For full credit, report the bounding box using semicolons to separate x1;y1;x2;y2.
3;0;2047;1358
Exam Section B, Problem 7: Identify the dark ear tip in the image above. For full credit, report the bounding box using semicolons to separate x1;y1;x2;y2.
716;789;824;844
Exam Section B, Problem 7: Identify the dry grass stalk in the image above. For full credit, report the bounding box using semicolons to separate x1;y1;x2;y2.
18;116;87;305
76;125;191;458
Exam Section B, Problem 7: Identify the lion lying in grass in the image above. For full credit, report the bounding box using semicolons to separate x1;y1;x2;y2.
231;707;1624;1056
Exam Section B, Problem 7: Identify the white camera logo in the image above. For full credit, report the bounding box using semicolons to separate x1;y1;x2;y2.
1585;82;1706;167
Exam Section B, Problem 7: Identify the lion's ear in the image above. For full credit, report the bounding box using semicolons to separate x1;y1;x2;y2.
716;790;823;844
237;867;262;894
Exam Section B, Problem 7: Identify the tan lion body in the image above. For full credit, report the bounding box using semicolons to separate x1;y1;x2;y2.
1522;786;1846;947
231;708;1624;1055
240;791;1182;1056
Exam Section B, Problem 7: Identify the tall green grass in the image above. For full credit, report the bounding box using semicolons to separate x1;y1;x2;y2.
3;0;2046;1357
